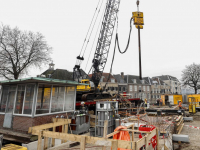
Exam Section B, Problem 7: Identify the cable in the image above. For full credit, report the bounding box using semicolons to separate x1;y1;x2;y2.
84;1;106;72
102;18;133;91
82;0;104;58
79;0;101;56
116;18;133;54
102;31;117;91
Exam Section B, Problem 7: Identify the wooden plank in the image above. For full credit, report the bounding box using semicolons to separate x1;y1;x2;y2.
178;124;184;134
80;136;86;150
132;124;135;141
103;120;108;150
61;125;65;143
136;136;145;150
52;126;56;147
64;124;68;143
90;114;97;119
156;128;159;150
121;129;151;134
145;135;149;149
112;141;118;150
43;129;48;150
51;118;57;147
42;131;136;149
29;119;71;133
146;129;156;142
176;116;182;122
107;131;120;138
37;130;43;150
103;120;108;138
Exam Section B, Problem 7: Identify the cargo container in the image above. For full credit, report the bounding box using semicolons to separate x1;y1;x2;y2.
161;94;182;105
187;94;200;107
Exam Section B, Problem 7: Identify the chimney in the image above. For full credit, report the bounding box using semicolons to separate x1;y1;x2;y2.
49;62;55;70
121;72;124;79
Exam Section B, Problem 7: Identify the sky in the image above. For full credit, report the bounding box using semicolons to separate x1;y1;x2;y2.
1;0;200;81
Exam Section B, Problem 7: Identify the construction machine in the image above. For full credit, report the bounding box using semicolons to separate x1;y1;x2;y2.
73;0;120;102
73;0;144;105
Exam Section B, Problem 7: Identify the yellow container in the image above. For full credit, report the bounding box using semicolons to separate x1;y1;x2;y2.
187;94;200;107
1;144;27;150
173;95;183;104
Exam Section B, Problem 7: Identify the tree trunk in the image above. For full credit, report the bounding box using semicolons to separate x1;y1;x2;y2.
195;87;198;94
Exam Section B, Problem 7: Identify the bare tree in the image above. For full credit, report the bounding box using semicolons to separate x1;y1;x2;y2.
0;25;52;80
181;63;200;94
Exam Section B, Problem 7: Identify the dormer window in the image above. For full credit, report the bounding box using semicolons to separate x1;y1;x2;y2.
111;79;115;83
132;79;136;84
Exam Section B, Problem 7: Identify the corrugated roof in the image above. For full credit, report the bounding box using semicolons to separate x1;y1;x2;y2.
0;77;87;85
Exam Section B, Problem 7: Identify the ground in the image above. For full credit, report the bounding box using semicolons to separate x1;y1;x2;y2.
173;112;200;150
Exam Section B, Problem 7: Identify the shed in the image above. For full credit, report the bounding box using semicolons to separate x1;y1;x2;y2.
0;77;84;143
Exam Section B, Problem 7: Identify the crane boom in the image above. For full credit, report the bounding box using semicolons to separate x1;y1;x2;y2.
92;0;120;88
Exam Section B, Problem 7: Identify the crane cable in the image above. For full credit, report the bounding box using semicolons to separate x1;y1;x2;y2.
85;1;107;73
79;0;102;57
82;0;104;58
103;17;133;91
76;0;103;67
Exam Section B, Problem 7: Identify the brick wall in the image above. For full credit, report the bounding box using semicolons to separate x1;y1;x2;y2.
0;113;70;133
0;114;4;127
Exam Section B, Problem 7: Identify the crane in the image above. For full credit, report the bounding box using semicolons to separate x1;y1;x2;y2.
73;0;144;101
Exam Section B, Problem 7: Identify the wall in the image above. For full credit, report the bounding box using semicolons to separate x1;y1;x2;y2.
0;113;67;133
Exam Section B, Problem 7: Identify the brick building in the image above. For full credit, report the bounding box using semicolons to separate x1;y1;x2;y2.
0;77;82;143
124;75;151;102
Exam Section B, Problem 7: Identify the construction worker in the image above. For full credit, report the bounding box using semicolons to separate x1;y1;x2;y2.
144;99;147;109
160;98;163;106
80;102;88;113
178;101;182;110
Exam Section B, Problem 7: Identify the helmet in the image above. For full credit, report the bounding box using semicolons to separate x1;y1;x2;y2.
81;102;85;105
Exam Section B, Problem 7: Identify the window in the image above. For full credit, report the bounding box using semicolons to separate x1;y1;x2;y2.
119;87;122;91
135;93;137;98
51;86;65;113
14;85;25;114
111;79;115;83
133;79;136;83
147;86;150;91
7;86;17;113
36;84;51;114
134;85;137;91
143;86;146;91
64;87;75;111
129;85;132;92
23;84;35;114
0;86;9;112
123;87;126;91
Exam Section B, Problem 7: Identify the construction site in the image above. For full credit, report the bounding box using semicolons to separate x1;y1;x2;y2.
0;0;200;150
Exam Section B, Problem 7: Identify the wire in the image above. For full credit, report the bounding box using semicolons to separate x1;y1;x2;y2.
102;18;133;91
84;1;106;72
82;0;104;58
116;18;133;54
79;0;102;56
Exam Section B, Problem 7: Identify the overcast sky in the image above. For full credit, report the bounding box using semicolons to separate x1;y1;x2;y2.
1;0;200;81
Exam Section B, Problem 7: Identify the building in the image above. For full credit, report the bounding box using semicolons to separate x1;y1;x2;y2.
153;75;181;94
124;75;151;102
89;73;118;96
0;77;83;143
143;77;171;103
113;72;127;94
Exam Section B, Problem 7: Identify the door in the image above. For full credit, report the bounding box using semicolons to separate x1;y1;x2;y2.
3;86;17;128
169;95;174;105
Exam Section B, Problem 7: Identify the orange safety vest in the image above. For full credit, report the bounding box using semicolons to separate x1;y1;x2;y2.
179;102;182;107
